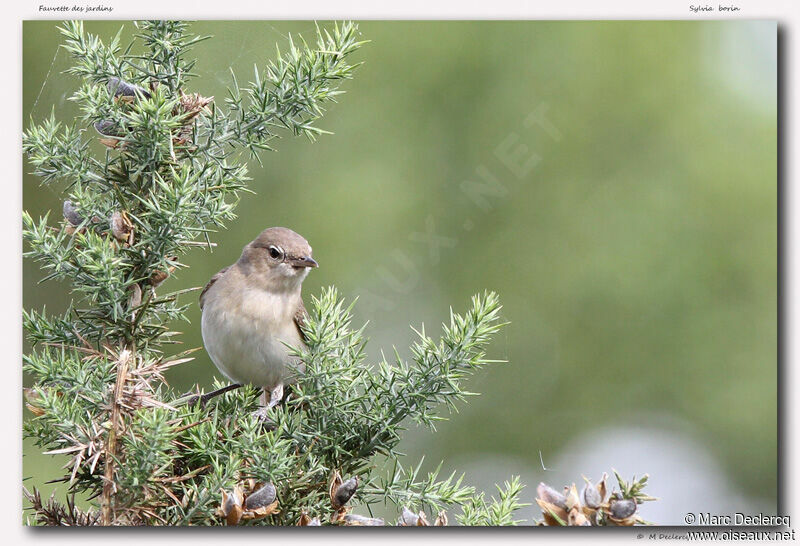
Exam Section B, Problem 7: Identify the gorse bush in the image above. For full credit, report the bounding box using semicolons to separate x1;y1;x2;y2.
22;20;654;526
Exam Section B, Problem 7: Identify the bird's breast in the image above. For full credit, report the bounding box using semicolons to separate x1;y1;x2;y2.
201;287;304;388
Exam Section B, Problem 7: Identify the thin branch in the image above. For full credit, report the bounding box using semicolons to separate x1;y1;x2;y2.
101;348;131;525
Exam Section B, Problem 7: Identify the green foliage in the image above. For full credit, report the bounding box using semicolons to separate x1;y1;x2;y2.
134;289;506;525
23;19;660;528
613;470;657;504
457;477;528;526
221;22;364;155
22;20;533;527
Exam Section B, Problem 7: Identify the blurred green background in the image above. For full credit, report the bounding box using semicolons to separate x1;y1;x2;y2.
22;21;777;524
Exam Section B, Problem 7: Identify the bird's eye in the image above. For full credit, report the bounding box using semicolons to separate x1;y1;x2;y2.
267;245;284;260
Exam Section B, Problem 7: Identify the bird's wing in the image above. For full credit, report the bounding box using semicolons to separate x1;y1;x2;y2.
294;298;309;344
199;266;230;310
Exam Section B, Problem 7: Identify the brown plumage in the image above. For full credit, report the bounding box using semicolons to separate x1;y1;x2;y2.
199;266;230;311
199;227;318;414
200;265;309;343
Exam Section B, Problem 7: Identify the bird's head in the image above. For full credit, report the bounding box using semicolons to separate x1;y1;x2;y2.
238;227;318;292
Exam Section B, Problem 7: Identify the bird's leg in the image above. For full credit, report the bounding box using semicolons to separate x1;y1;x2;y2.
251;390;271;422
267;383;284;409
251;384;284;428
250;385;281;428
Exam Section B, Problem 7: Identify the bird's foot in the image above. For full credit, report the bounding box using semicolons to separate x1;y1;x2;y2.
249;384;284;431
251;406;277;431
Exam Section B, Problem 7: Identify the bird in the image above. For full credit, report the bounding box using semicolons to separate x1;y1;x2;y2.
199;227;318;418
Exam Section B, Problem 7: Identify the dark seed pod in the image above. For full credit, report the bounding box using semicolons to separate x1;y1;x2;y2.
537;482;567;510
107;76;151;99
581;481;602;509
221;490;241;516
609;498;637;520
63;200;83;226
244;482;276;511
24;388;45;416
297;512;321;526
397;506;419;526
149;256;177;288
218;488;243;526
150;269;169;287
110;211;133;243
129;283;142;310
333;476;358;509
93;120;124;137
328;471;343;507
342;514;384;526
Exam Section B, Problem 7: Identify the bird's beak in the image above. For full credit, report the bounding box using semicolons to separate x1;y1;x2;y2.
290;256;318;268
